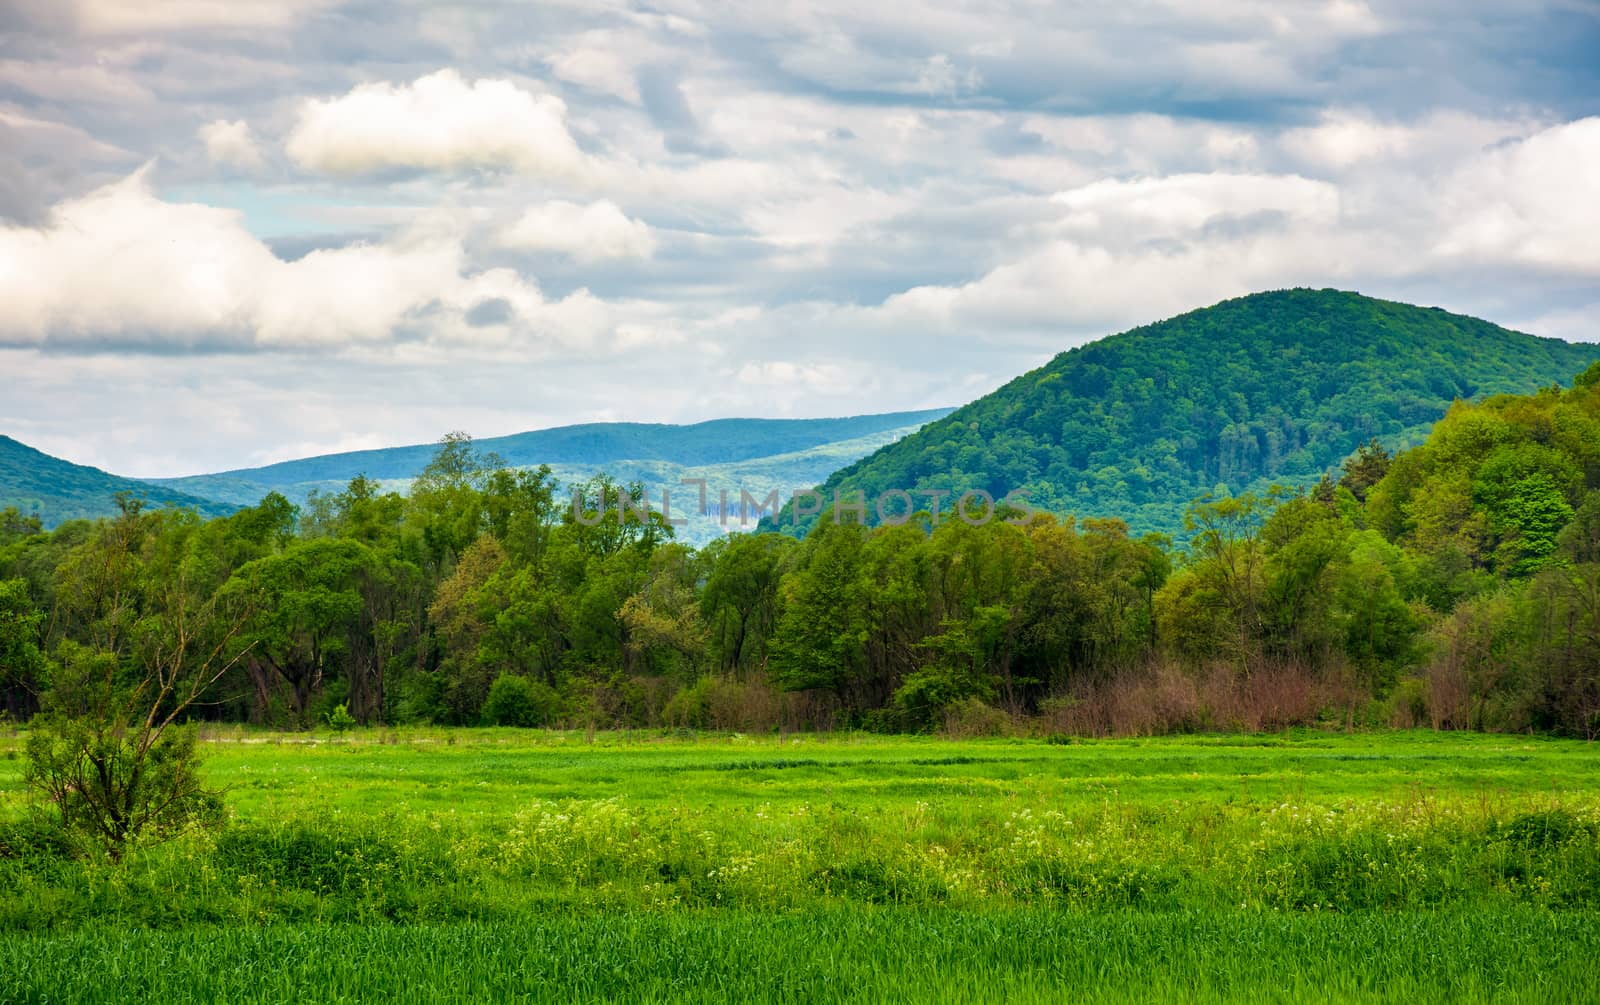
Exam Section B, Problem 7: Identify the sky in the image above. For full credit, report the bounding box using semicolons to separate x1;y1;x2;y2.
0;0;1598;477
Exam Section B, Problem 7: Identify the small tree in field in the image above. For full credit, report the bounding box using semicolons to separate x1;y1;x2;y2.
25;503;254;856
27;599;252;854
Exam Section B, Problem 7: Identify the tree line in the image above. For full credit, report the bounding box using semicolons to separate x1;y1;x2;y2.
3;366;1599;742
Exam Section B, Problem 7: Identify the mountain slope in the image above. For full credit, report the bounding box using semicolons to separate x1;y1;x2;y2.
765;289;1600;538
0;436;235;527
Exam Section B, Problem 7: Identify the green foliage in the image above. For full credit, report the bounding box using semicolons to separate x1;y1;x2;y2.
223;538;369;724
895;618;1002;727
0;507;42;544
322;702;357;732
11;497;251;856
482;674;561;727
0;578;49;719
769;520;870;700
1338;438;1392;502
700;533;793;673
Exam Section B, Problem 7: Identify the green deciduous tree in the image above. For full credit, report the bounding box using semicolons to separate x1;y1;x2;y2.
0;578;49;719
223;538;368;725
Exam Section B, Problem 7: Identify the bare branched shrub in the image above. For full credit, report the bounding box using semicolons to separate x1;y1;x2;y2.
779;690;844;733
1427;657;1471;730
1039;662;1201;737
1039;659;1343;738
1223;663;1334;732
706;673;782;732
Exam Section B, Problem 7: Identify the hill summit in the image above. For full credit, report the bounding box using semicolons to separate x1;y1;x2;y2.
768;288;1600;537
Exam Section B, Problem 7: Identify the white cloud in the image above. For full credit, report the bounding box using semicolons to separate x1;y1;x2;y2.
498;199;656;261
873;239;1266;336
549;45;641;103
67;0;337;34
1050;172;1340;238
735;360;852;388
725;360;881;415
0;170;613;350
1280;110;1535;171
1514;303;1600;345
1280;112;1417;168
198;119;263;169
860;170;1381;336
286;70;589;179
911;54;982;96
1436;116;1600;274
860;116;1600;341
1018;114;1262;176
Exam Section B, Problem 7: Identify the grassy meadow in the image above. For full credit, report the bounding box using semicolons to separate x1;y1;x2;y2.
3;728;1599;1001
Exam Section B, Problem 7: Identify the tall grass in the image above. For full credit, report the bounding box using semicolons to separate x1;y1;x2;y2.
2;733;1598;927
2;731;1599;1000
4;909;1599;1003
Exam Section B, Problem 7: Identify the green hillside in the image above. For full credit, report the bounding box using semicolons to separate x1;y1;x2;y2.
766;289;1600;537
0;436;234;527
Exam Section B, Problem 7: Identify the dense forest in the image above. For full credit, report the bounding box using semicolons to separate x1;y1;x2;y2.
3;361;1598;740
768;289;1600;538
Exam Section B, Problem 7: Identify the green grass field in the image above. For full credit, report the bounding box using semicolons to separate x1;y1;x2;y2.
3;729;1599;1001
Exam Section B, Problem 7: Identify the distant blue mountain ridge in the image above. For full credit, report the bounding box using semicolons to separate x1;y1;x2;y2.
0;410;957;531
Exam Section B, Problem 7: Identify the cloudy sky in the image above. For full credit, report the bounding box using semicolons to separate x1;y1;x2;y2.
1;0;1597;476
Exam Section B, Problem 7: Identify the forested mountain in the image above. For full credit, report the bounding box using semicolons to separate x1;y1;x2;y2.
766;289;1600;537
151;409;953;506
6;363;1598;737
0;436;232;527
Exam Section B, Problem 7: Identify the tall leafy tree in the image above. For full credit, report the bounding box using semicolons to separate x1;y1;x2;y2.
223;539;369;724
0;578;48;719
700;534;793;675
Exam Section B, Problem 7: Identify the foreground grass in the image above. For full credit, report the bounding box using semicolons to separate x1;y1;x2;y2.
5;727;1595;819
2;729;1599;999
3;909;1599;1003
2;729;1599;926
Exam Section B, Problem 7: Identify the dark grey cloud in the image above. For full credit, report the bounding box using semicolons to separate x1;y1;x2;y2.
1333;4;1600;117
